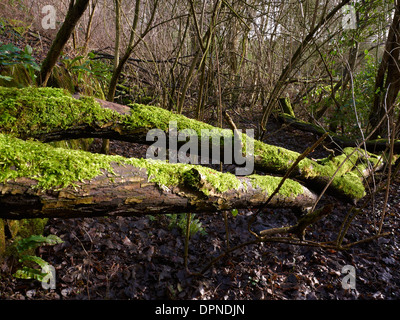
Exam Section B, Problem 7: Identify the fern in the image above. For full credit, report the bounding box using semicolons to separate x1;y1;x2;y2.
16;234;63;253
13;255;52;281
14;266;48;281
13;234;63;282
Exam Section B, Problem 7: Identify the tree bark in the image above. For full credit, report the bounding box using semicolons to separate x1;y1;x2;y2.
37;0;90;87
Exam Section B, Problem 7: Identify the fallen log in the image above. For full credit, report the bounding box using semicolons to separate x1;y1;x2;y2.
0;134;318;219
0;86;386;202
278;113;400;153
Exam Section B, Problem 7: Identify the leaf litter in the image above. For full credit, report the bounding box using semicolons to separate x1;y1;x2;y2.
1;125;400;300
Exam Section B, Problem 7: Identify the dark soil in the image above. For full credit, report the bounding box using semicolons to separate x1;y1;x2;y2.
1;117;399;300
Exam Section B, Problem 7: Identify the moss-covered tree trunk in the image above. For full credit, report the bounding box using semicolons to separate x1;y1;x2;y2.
0;86;388;207
278;113;400;153
0;142;318;219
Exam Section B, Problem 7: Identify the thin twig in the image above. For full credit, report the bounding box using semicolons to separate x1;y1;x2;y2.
248;132;328;238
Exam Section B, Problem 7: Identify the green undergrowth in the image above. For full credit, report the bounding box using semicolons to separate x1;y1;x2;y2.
165;213;207;237
12;234;63;283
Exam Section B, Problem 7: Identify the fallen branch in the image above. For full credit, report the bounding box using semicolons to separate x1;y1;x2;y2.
278;113;400;153
0;86;385;202
0;134;318;219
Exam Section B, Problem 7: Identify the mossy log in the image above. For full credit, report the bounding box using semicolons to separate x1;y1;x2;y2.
0;134;318;219
0;86;386;203
278;97;295;117
278;113;400;153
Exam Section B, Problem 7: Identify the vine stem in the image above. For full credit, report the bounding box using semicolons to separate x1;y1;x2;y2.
184;213;192;269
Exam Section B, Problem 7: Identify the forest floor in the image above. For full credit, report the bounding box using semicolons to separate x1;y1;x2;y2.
1;113;400;300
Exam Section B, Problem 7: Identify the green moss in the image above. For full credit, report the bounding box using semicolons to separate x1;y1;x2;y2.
0;133;125;190
126;103;213;132
0;86;370;200
184;165;242;194
248;174;304;197
7;219;48;239
47;65;75;93
127;160;242;195
125;103;235;147
330;173;366;199
0;133;243;195
4;218;49;260
0;87;233;146
253;139;303;172
279;97;295;117
299;148;367;199
48;138;94;151
0;86;119;136
0;65;34;88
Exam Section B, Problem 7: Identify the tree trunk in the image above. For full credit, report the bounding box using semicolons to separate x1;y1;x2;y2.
106;0;160;103
0;86;383;202
37;0;90;87
369;3;400;138
0;136;318;219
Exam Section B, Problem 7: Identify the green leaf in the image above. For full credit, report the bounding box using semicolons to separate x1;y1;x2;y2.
14;267;47;281
19;255;49;269
71;65;92;73
0;75;13;81
231;208;239;217
24;45;32;55
16;234;63;252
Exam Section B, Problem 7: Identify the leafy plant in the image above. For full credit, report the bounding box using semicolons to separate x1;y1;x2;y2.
166;213;207;237
0;42;40;82
13;234;63;282
61;52;112;98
